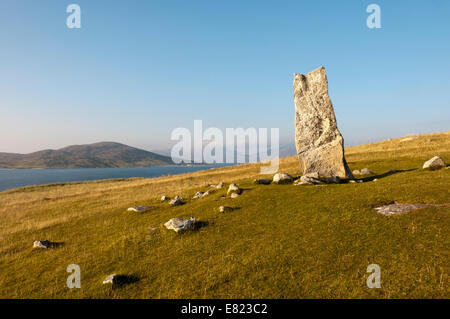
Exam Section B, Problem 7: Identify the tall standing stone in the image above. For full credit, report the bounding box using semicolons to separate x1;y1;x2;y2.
293;66;353;180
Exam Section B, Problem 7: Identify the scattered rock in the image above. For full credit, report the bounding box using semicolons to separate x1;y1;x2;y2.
254;178;272;185
192;191;205;199
423;156;446;170
293;66;353;180
357;180;363;183
161;195;170;201
374;203;439;216
360;168;373;175
352;170;360;175
169;197;185;206
373;178;378;182
202;190;215;197
227;183;242;195
33;240;50;249
103;274;119;285
149;227;158;231
296;172;323;185
230;193;240;199
400;136;417;142
349;180;356;183
164;217;196;233
127;206;153;213
216;182;224;189
219;206;233;213
273;173;294;184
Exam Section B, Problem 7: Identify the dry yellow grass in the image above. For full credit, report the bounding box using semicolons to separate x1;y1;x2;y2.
0;131;448;298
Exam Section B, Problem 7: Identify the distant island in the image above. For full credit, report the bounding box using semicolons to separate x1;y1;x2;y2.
0;142;174;169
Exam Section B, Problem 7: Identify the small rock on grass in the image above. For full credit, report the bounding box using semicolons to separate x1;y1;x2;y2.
423;156;446;170
33;240;50;249
127;206;153;213
352;170;360;175
103;274;119;285
360;168;373;175
227;183;242;195
230;193;240;199
219;206;233;213
202;190;215;197
216;182;224;189
161;195;170;201
164;217;196;233
192;191;204;199
273;173;294;184
169;198;185;206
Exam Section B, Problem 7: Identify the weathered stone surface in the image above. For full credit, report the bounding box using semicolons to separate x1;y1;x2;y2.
273;173;294;184
192;191;204;199
103;274;119;284
293;66;353;180
296;172;322;185
423;156;446;170
169;197;185;206
254;178;272;185
219;206;233;213
227;183;242;195
164;217;196;233
360;168;373;175
33;240;50;249
216;182;224;189
202;190;214;197
127;206;153;213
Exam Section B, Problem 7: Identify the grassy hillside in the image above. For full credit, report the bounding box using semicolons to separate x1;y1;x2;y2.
0;142;173;168
0;132;449;298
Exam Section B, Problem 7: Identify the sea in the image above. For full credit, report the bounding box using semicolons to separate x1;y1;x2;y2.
0;165;231;192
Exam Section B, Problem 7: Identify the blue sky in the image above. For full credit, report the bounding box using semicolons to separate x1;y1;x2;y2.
0;0;449;154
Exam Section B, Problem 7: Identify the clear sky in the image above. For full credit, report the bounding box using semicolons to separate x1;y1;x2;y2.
1;0;449;154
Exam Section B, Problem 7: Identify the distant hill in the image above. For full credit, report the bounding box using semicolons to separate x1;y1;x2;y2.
0;142;174;168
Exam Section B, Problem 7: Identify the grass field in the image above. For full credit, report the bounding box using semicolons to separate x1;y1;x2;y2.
0;132;449;298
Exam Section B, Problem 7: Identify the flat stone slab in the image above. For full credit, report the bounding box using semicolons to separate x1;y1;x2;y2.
374;203;440;216
164;217;196;233
127;206;153;213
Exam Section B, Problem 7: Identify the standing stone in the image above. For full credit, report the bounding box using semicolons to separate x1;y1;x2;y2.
293;66;353;180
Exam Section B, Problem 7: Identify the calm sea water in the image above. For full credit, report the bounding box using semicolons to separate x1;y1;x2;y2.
0;165;231;192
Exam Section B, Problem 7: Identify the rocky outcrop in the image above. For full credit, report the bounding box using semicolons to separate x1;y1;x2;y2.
293;66;353;180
